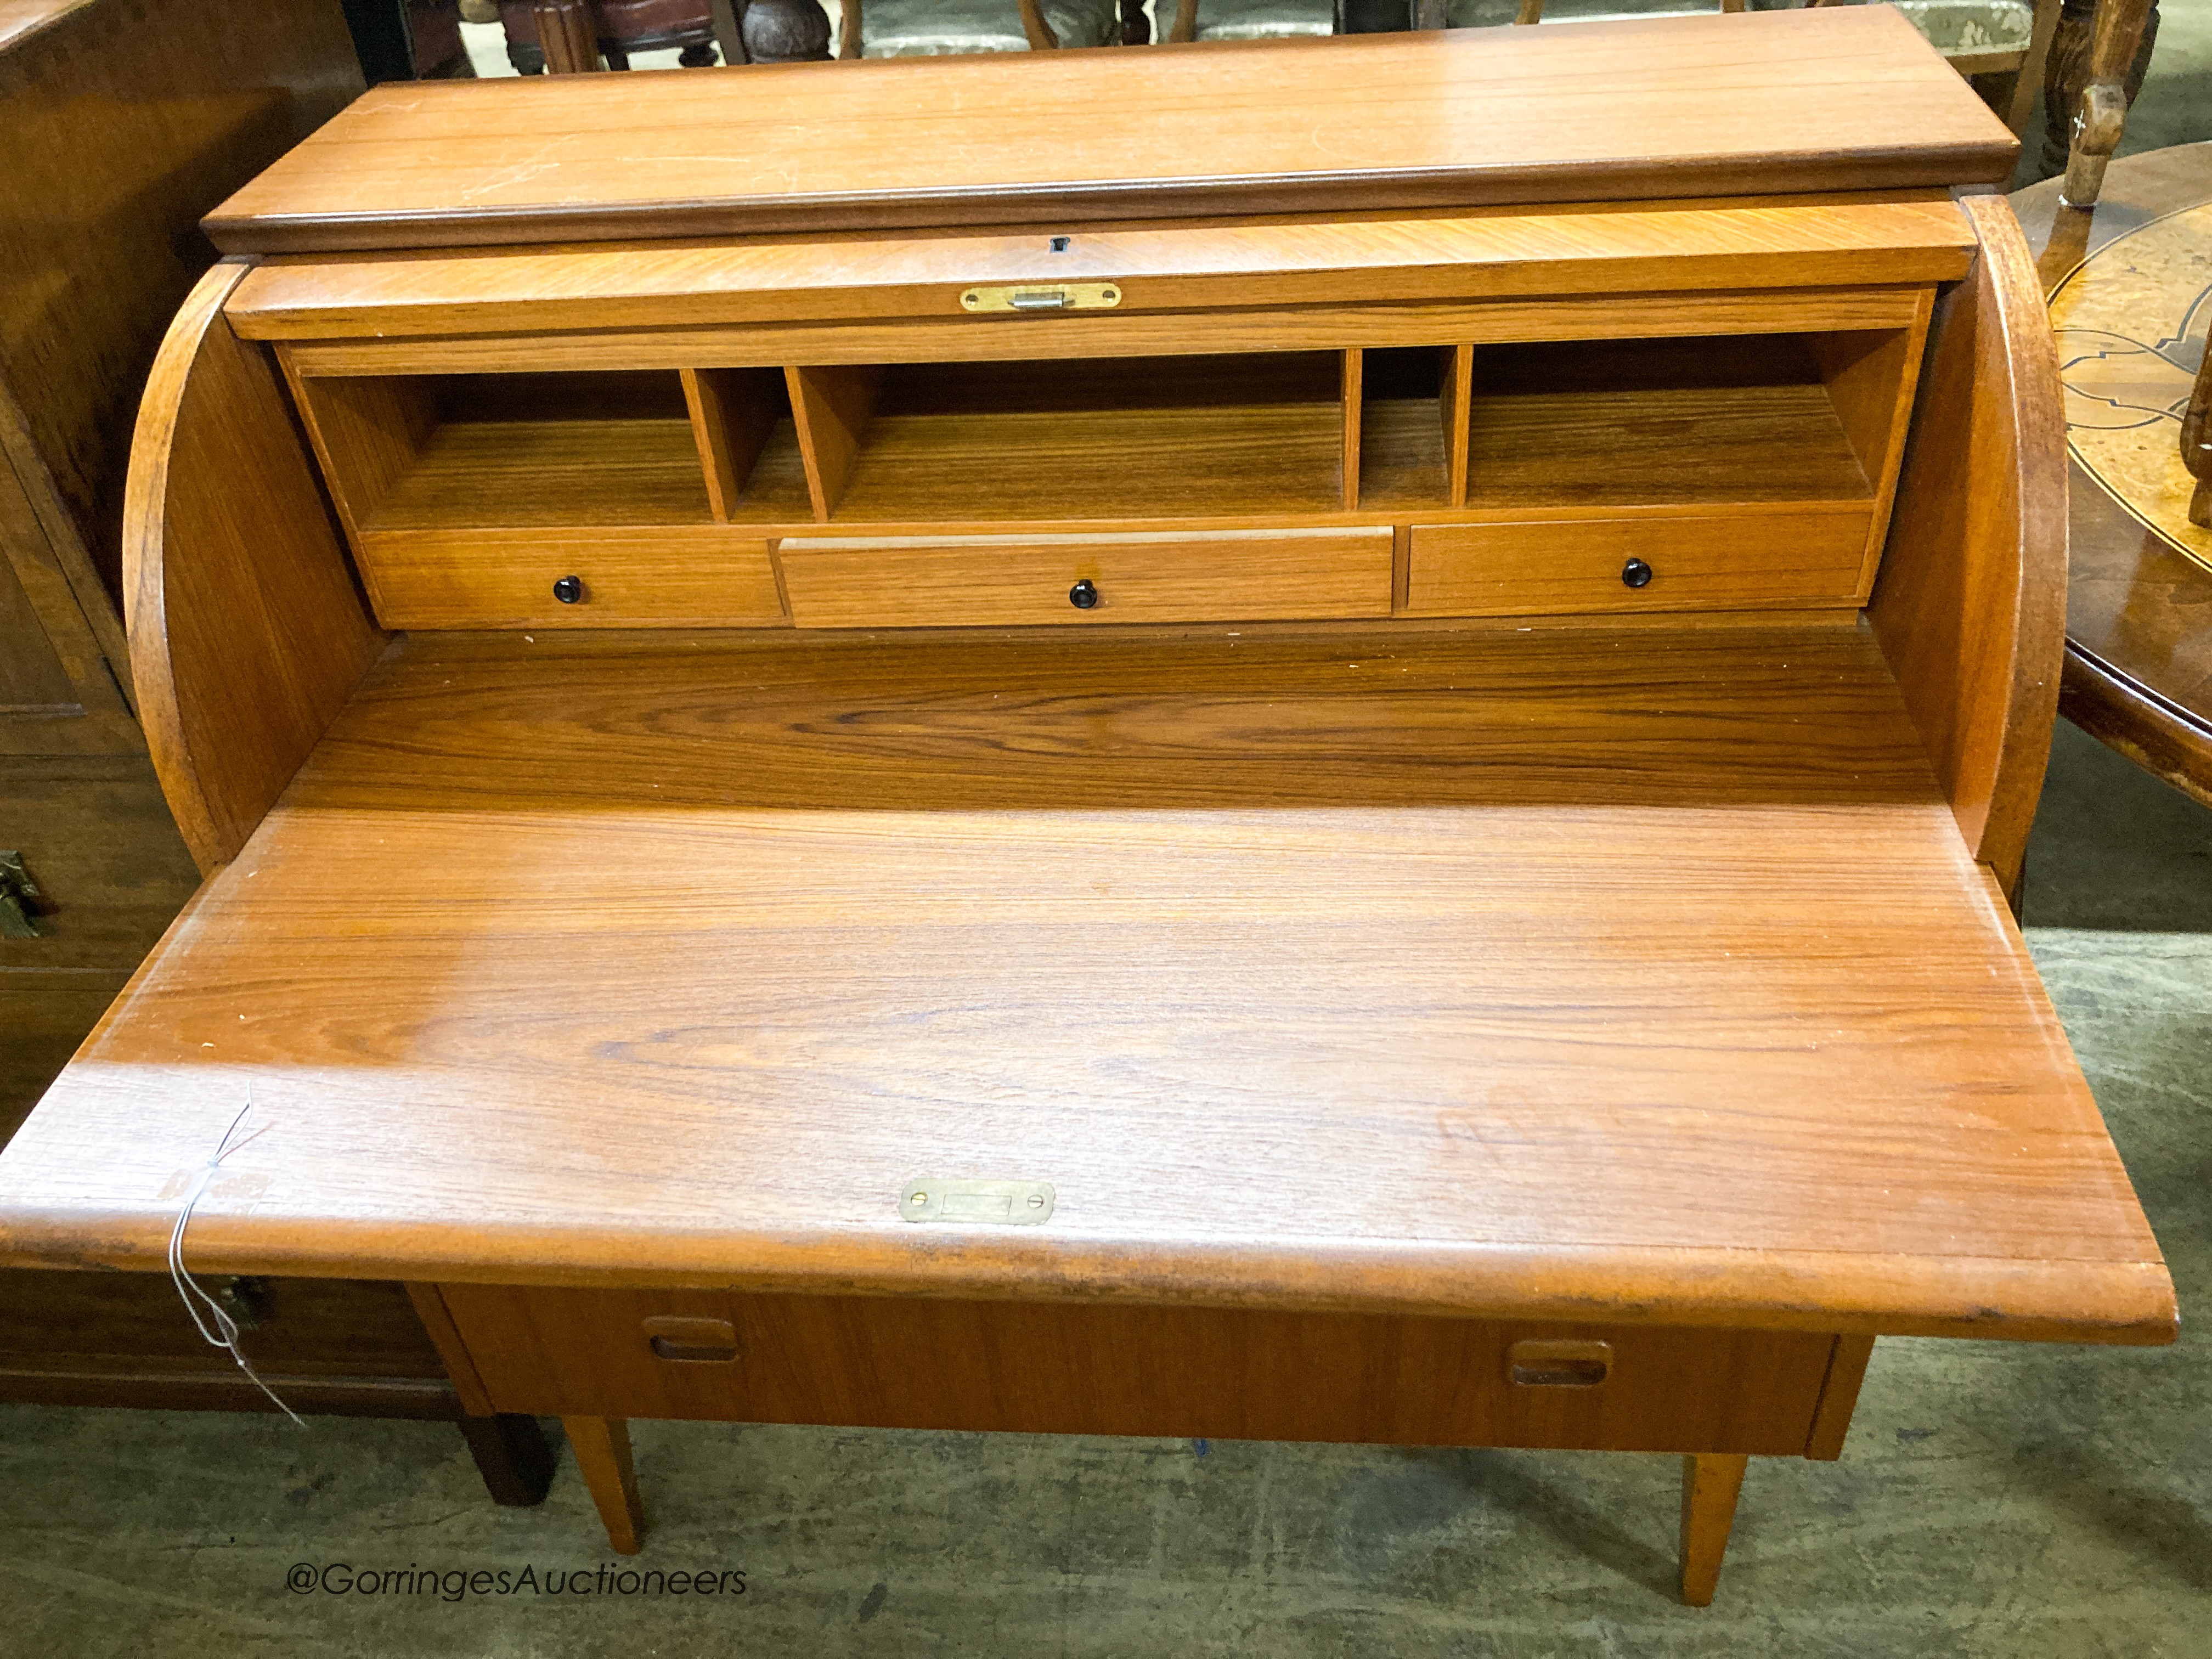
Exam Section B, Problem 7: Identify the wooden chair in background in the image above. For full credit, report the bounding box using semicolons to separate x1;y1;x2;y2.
1164;1;1339;41
685;0;1119;61
1867;0;2060;134
503;0;723;71
2047;0;2156;207
834;0;1119;57
407;0;477;74
1162;2;1437;42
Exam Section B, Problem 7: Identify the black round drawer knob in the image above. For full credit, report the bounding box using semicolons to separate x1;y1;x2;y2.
1069;578;1099;610
552;575;584;604
1621;558;1654;590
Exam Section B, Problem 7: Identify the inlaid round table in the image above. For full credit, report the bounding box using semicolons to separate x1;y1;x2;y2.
2012;142;2212;806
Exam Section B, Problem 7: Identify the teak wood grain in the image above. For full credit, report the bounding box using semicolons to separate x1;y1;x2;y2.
289;368;731;535
1441;343;1472;508
269;287;1936;381
438;1285;1842;1457
1678;1453;1749;1606
786;363;882;521
221;198;1980;342
1339;349;1361;512
0;627;2170;1347
682;367;785;520
1806;304;1937;588
200;12;2016;255
1869;195;2067;900
123;262;387;873
1459;342;1875;510
777;529;1393;628
1402;510;1872;618
561;1415;644;1556
356;528;786;630
25;14;2145;1587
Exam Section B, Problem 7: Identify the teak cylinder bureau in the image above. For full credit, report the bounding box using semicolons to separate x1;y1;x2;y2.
0;11;2176;1606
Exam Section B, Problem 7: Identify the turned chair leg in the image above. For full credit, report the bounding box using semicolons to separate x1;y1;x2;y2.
456;1413;556;1505
1678;1452;1749;1607
563;1415;646;1554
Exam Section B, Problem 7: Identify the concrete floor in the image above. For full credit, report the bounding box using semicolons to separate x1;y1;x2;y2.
1;719;2205;1656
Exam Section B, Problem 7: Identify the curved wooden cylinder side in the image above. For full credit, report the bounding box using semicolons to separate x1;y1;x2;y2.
123;260;387;875
1869;193;2068;903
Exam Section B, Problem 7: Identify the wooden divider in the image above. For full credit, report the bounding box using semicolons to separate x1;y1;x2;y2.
786;364;882;522
1805;302;1935;594
681;366;785;521
1340;348;1363;511
1441;343;1472;508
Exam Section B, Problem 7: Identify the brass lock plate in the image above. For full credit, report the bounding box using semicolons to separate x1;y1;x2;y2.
900;1177;1056;1224
959;283;1121;314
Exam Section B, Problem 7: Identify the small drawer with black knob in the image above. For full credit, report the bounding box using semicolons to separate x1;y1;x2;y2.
352;527;786;629
1402;510;1872;618
776;528;1395;629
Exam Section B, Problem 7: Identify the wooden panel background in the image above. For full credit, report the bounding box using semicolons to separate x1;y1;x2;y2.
0;0;360;610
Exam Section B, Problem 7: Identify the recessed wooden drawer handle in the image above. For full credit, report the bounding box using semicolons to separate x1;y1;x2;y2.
1069;578;1099;610
1621;558;1654;590
552;574;584;604
642;1314;738;1363
1508;1339;1612;1387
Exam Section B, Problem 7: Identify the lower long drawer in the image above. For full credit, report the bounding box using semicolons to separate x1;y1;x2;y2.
1404;509;1872;617
437;1285;1842;1455
357;527;786;628
777;528;1396;628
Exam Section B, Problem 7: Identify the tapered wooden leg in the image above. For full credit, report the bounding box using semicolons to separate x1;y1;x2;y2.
562;1416;646;1554
1678;1453;1748;1607
456;1413;556;1506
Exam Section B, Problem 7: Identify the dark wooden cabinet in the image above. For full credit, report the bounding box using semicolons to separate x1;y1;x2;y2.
0;0;548;1505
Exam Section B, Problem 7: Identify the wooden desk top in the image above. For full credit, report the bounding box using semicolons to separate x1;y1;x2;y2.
202;10;2017;255
0;624;2169;1345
